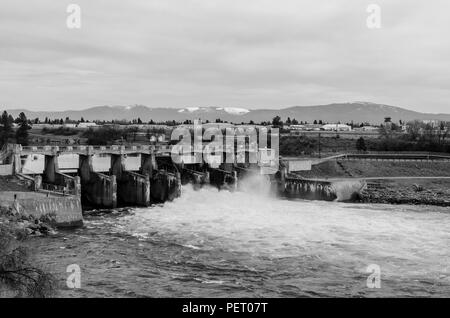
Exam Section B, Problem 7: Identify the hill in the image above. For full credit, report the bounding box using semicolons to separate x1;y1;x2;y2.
6;102;450;124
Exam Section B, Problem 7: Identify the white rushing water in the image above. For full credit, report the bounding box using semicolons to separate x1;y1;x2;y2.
113;175;450;296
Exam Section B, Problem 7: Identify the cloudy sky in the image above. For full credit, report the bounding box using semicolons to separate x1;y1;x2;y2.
1;0;449;112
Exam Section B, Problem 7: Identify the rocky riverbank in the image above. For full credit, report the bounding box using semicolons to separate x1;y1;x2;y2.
0;206;58;237
0;207;57;297
358;179;450;207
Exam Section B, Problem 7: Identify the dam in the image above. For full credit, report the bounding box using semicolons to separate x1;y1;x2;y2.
0;143;364;227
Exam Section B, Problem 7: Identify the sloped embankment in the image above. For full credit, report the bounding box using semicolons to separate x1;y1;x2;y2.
295;160;450;179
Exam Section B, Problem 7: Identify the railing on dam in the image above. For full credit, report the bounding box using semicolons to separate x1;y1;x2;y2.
340;153;450;161
41;182;75;195
20;145;159;155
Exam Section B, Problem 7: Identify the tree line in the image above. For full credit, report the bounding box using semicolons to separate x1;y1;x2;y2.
0;111;31;147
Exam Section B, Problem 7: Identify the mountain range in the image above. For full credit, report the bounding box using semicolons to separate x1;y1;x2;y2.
5;102;450;124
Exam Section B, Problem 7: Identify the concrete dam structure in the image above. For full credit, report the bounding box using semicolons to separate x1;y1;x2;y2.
0;143;366;228
0;144;248;226
9;144;183;209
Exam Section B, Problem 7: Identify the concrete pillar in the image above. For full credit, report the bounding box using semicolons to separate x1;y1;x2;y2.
33;175;42;191
10;144;22;174
231;170;238;191
111;154;126;179
109;175;117;208
141;153;156;176
79;155;93;182
74;176;81;197
205;171;210;184
280;166;287;192
44;155;59;183
142;174;151;206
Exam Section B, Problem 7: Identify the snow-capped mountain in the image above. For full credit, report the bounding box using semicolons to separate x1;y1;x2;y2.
5;103;450;124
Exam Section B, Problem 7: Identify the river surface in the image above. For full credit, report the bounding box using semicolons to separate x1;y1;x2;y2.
30;177;450;297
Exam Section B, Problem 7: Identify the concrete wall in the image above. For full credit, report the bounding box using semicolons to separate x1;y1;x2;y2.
123;154;141;171
0;164;13;176
2;194;83;228
281;177;364;202
92;155;112;172
58;153;79;172
283;178;337;201
21;154;45;174
287;160;312;172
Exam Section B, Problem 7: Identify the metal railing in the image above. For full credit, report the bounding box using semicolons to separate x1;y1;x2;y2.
41;182;75;195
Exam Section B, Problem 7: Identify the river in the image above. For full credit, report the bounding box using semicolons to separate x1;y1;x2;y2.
30;176;450;297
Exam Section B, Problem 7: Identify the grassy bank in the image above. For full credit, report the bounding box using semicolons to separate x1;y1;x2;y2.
294;160;450;179
292;160;450;207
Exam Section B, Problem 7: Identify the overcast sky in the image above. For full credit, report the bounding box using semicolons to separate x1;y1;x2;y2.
1;0;449;113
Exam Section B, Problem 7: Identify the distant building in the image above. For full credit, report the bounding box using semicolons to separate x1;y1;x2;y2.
77;122;98;129
322;124;352;131
422;120;439;127
354;126;380;132
304;124;323;131
289;125;306;131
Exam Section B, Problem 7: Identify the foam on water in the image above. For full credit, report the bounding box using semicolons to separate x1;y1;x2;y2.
117;176;450;290
34;174;449;297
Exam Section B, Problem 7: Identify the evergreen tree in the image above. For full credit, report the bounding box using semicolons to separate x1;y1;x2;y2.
0;111;13;146
272;116;282;127
356;137;367;152
15;112;31;146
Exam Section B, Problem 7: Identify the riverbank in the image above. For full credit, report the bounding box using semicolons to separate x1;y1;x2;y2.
0;206;57;297
359;179;450;207
292;160;450;207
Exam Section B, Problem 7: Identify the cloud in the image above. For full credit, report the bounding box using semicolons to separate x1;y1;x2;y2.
0;0;449;112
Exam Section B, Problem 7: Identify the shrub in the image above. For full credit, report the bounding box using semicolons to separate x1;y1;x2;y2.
0;210;56;298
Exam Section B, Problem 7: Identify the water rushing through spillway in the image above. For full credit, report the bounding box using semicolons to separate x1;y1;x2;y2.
31;175;450;297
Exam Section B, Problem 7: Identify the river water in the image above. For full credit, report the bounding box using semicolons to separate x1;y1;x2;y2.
30;176;450;297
